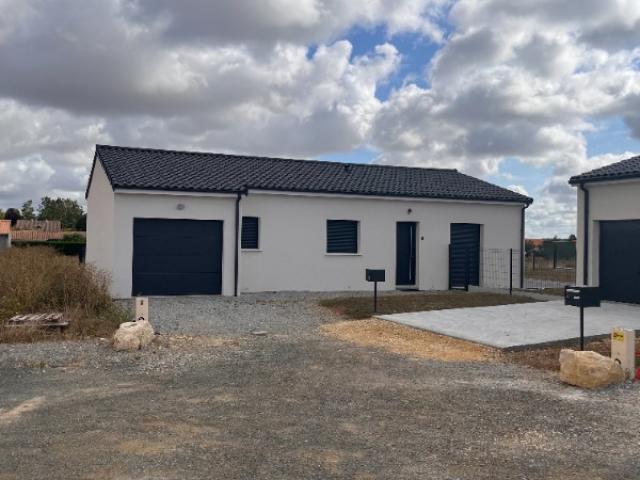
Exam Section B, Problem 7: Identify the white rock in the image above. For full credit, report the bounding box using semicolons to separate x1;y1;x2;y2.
113;320;155;352
559;349;626;389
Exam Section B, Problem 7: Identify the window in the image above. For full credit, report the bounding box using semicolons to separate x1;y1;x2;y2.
241;216;259;249
326;220;358;254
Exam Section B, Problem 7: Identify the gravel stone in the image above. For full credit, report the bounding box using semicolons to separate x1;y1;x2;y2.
1;292;639;479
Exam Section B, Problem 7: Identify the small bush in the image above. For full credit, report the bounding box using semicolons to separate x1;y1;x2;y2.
12;240;86;258
0;247;128;343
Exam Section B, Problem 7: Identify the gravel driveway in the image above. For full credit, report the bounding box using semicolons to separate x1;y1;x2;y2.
119;292;347;336
1;292;639;479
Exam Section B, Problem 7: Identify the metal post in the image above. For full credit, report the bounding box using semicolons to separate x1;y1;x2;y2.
373;281;378;313
553;243;558;270
580;305;585;351
464;247;469;291
448;244;452;290
532;250;535;271
509;248;513;295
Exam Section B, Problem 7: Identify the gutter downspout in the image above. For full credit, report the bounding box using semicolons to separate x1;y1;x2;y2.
579;183;589;285
520;203;529;289
233;190;243;297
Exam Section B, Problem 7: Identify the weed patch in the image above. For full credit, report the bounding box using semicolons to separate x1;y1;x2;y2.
0;247;127;343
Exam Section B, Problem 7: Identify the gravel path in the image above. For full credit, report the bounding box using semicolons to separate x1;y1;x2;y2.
118;291;395;336
1;292;639;479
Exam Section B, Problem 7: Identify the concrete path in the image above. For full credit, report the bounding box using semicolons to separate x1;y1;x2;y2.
378;300;640;349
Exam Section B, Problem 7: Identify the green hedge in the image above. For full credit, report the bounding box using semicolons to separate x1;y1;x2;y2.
12;240;86;259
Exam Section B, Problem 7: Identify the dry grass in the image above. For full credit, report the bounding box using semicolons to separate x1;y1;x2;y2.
321;319;498;363
319;291;538;320
0;247;127;343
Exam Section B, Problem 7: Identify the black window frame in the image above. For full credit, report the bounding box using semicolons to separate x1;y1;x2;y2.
241;216;260;250
326;219;359;254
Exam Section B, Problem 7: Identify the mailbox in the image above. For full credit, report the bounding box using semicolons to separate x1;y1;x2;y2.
366;269;385;283
564;286;600;308
564;286;601;351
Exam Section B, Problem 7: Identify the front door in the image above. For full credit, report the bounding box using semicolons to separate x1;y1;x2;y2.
396;222;417;286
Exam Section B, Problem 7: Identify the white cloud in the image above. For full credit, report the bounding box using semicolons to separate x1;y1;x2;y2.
370;0;640;235
0;0;639;239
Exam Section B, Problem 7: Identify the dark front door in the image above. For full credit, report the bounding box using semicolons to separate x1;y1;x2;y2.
396;222;417;286
449;223;481;288
599;220;640;304
132;218;223;296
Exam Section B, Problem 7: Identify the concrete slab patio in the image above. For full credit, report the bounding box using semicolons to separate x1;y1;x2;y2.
378;300;640;350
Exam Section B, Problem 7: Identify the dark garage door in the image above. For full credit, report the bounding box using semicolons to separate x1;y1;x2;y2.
132;218;223;296
600;220;640;304
449;223;481;289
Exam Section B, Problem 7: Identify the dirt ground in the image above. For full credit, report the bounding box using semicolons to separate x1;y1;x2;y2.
322;318;640;372
1;293;640;479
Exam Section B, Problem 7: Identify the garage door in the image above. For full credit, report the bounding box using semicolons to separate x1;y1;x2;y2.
600;220;640;304
132;218;223;296
449;223;481;288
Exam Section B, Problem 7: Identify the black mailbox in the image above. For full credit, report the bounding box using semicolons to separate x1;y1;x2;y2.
564;286;601;308
366;269;385;282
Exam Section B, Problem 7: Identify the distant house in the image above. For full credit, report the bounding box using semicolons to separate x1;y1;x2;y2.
12;219;63;241
0;220;11;250
86;145;532;298
569;155;640;303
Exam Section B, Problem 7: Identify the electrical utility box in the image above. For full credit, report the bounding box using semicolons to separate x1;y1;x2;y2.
135;297;149;322
611;328;636;379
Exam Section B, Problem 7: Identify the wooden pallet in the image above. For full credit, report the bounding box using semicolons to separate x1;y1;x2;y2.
7;313;69;332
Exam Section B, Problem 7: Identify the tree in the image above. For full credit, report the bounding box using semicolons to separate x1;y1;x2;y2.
75;213;87;231
37;197;85;230
0;208;4;219
20;200;35;220
568;233;576;241
4;208;22;226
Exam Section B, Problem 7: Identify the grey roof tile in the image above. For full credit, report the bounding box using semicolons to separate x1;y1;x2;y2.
91;145;532;204
569;155;640;184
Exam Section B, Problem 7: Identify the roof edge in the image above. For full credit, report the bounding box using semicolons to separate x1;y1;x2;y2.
112;184;532;205
569;171;640;186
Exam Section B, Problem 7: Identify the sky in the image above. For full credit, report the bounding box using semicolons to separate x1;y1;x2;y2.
1;0;639;237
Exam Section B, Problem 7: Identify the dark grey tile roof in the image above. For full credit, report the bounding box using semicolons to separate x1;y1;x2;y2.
569;155;640;185
91;144;532;204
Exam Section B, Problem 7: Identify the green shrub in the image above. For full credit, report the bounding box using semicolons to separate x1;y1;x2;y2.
0;247;127;343
12;240;85;258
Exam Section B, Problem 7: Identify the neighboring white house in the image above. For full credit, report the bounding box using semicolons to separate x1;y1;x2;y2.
570;155;640;304
86;145;532;298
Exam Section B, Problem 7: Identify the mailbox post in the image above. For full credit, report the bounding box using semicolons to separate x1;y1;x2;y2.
366;269;385;313
564;286;601;350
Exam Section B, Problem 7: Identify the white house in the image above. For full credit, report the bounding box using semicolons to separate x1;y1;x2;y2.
86;145;532;298
570;155;640;304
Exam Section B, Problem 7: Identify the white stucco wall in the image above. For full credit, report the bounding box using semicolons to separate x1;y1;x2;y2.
86;160;115;281
239;192;523;293
576;179;640;286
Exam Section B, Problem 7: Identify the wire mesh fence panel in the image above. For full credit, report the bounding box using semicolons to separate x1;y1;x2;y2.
450;245;576;293
524;251;576;289
479;248;521;291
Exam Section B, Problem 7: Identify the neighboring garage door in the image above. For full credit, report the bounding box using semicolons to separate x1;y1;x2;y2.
599;220;640;304
449;223;481;289
132;218;223;296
